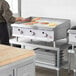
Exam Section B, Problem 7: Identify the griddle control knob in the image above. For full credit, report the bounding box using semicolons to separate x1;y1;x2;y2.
18;29;20;31
45;33;48;37
20;31;23;34
32;32;35;36
30;30;32;32
42;32;44;34
42;32;48;37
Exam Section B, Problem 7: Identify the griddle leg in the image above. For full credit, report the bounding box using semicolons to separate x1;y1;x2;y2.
57;49;60;76
74;70;76;76
10;43;13;47
68;51;71;75
53;41;56;47
73;47;76;76
21;45;25;49
57;69;60;76
16;37;19;42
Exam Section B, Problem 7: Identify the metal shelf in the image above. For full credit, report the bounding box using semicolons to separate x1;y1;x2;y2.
9;37;69;76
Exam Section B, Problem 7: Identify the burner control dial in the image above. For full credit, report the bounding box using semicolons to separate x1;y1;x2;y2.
32;32;35;36
30;30;35;36
42;32;48;37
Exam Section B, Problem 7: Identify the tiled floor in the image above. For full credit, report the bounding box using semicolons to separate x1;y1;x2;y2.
36;67;73;76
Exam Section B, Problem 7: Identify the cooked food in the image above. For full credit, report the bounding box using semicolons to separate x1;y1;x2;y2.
31;21;39;24
40;22;49;24
48;23;57;26
23;21;39;25
31;17;41;21
24;22;33;25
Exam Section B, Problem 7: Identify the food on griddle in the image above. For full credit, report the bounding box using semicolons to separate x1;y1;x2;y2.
24;21;39;25
31;21;39;24
40;22;49;24
24;22;33;25
31;17;41;21
48;23;57;26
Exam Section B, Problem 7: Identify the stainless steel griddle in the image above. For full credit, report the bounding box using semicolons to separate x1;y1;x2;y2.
11;17;71;76
11;17;71;43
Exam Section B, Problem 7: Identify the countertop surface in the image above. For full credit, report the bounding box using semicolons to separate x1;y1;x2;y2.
0;45;35;66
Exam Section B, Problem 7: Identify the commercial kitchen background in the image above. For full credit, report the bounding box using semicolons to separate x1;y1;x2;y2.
7;0;76;26
5;0;76;76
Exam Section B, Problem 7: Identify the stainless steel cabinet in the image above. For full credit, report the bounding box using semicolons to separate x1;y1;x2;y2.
0;58;35;76
0;69;13;76
16;63;35;76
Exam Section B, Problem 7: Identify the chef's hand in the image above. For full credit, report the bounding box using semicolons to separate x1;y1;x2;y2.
24;17;32;22
15;17;26;22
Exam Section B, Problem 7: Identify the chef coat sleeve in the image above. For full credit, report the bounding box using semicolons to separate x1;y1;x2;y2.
2;0;16;23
